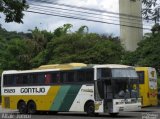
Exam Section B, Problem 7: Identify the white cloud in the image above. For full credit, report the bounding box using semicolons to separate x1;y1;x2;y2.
1;0;120;36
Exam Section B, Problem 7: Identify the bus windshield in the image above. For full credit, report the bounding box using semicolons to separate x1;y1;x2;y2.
112;68;138;78
112;68;139;99
97;68;139;99
112;78;139;99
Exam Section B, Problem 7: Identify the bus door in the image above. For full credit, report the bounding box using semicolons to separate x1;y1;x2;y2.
94;68;113;113
94;78;113;113
104;79;113;112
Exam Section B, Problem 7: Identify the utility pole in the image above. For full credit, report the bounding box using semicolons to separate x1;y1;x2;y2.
119;0;143;51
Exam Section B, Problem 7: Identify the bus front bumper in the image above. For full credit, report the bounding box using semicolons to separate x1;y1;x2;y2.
110;99;141;113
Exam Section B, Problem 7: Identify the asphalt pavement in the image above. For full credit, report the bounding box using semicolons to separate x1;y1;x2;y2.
0;105;160;119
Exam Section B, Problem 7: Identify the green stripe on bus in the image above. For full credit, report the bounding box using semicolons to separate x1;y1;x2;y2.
50;85;71;111
59;85;82;111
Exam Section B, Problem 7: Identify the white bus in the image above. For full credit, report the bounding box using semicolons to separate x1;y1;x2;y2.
1;63;141;116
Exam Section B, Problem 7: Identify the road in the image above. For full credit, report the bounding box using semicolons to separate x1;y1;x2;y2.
0;106;160;119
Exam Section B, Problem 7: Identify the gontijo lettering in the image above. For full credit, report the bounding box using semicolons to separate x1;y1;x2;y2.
20;88;45;93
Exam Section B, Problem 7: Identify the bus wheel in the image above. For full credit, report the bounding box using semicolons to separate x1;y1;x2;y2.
27;101;37;114
17;101;27;114
86;101;95;116
109;113;119;117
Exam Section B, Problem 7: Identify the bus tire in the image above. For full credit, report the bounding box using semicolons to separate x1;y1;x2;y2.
85;101;95;116
17;101;27;114
109;113;119;117
27;101;37;114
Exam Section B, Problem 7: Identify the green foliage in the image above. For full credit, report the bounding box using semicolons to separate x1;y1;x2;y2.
151;23;160;35
0;38;33;70
53;24;73;37
0;24;124;72
142;0;159;22
31;32;124;67
76;25;89;34
0;0;28;23
122;32;160;75
0;25;28;40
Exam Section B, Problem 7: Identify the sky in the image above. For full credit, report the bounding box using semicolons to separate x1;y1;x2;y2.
0;0;152;36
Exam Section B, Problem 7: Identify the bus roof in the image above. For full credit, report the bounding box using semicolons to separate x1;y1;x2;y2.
2;63;133;75
37;63;88;70
93;64;133;69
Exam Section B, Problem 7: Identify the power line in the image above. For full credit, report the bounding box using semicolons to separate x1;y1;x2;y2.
27;0;144;20
29;3;142;22
29;4;153;28
30;6;145;27
27;0;155;26
25;10;151;31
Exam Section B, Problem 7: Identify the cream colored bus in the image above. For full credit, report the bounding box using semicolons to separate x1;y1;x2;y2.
1;63;141;116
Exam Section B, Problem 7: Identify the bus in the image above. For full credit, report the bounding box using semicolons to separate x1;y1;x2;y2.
1;63;141;116
0;76;1;103
135;67;158;107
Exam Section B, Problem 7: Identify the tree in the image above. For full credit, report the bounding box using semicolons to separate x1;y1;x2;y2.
0;0;28;23
76;25;89;34
122;31;160;75
53;24;73;37
142;0;160;23
0;38;33;70
151;23;160;35
27;27;54;56
31;26;124;67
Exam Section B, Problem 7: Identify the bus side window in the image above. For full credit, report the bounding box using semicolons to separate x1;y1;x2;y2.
29;74;38;85
74;71;78;82
77;70;86;82
22;75;28;85
3;75;15;86
37;74;45;84
59;71;75;83
52;72;60;84
45;74;52;84
137;71;145;84
16;75;23;85
86;69;94;82
67;71;74;82
60;72;67;83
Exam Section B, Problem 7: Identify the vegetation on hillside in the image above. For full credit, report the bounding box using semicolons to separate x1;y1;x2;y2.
0;24;124;72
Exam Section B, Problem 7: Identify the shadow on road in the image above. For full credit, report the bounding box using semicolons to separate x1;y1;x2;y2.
31;112;137;118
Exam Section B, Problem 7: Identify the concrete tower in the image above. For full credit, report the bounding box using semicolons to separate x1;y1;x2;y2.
119;0;143;51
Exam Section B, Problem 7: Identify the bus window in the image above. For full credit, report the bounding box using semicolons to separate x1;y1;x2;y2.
51;72;60;84
22;74;29;85
137;71;145;84
60;71;75;83
3;75;14;86
67;71;74;82
97;68;111;79
16;75;23;85
77;70;86;82
60;72;67;83
37;74;45;84
45;74;52;84
76;69;93;82
28;74;38;85
86;69;94;82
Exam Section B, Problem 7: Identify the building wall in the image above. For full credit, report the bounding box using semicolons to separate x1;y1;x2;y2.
119;0;143;51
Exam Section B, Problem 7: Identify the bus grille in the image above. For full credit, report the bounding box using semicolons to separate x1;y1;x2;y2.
4;97;10;108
